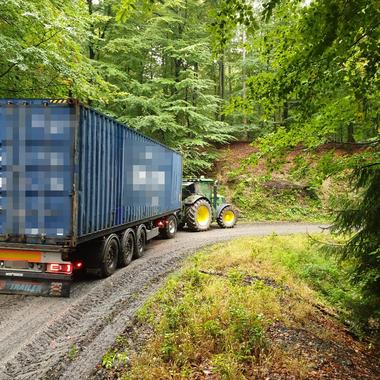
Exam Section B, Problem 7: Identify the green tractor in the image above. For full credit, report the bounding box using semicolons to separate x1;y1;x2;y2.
181;178;238;231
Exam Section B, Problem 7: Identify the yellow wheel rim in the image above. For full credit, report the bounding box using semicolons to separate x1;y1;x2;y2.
223;210;235;224
196;205;210;226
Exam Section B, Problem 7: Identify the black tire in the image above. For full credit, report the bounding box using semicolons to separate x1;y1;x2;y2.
98;234;120;278
160;215;177;239
118;228;135;267
185;199;212;232
134;225;146;259
217;206;238;228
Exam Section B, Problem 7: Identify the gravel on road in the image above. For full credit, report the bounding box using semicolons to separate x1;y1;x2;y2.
0;223;325;380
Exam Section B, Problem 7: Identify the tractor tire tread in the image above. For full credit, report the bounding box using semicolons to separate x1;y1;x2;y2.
185;199;212;232
217;206;238;228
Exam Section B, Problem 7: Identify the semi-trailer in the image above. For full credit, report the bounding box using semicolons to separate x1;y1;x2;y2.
0;99;182;297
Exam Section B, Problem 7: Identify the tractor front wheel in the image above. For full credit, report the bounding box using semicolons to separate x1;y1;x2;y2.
185;199;212;231
217;206;237;228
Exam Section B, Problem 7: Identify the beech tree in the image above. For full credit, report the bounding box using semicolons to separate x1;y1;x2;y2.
0;0;114;100
212;0;380;328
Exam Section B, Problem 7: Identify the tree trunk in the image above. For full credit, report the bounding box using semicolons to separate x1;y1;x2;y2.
282;101;289;128
193;62;198;106
242;29;247;127
87;0;95;60
228;63;232;99
219;53;225;121
347;122;355;143
87;0;94;106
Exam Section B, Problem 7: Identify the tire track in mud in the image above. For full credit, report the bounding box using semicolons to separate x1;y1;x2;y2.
0;223;324;379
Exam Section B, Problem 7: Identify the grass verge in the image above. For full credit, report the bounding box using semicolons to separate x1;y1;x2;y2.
101;234;377;379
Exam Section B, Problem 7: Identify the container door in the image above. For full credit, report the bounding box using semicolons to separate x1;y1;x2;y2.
0;100;76;244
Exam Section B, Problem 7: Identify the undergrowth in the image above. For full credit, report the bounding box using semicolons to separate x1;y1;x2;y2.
218;147;363;222
107;235;367;379
230;174;325;222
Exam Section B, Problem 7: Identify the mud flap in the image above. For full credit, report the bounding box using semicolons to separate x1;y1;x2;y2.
0;272;71;297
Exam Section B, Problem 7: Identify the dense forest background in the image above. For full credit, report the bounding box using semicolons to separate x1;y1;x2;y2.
2;0;377;174
1;0;379;333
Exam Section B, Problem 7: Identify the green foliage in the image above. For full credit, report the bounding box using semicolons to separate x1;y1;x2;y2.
102;349;129;370
209;0;257;53
263;236;358;315
288;150;342;190
209;0;380;331
331;159;380;332
0;0;115;101
1;0;243;176
217;0;379;149
230;175;324;222
225;147;331;223
68;344;78;361
95;0;236;175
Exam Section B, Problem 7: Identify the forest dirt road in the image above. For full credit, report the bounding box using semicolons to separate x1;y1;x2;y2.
0;222;325;380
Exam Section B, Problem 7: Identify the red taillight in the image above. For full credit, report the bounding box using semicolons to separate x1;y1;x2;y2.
156;220;164;228
47;263;73;274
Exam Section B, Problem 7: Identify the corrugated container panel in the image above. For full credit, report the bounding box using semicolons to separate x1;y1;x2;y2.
77;105;182;239
0;99;182;245
0;100;75;242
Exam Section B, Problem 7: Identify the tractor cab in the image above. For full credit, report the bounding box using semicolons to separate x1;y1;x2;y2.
182;178;225;208
181;178;237;231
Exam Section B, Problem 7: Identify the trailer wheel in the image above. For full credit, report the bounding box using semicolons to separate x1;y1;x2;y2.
134;225;146;259
160;215;177;239
99;234;119;278
118;228;135;267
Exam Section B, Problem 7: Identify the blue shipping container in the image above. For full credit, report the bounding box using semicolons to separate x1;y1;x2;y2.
0;99;182;246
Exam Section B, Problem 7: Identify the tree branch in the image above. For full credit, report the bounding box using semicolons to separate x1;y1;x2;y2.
0;15;12;25
347;20;380;51
357;162;380;170
0;63;18;79
0;30;62;79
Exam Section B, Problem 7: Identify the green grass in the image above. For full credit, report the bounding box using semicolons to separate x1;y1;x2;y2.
106;235;363;379
102;350;129;370
194;234;359;318
68;344;78;361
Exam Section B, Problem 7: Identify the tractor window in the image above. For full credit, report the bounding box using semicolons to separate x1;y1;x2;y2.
182;183;195;198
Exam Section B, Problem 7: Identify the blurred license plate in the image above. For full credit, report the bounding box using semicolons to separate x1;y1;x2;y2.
4;260;29;269
0;279;70;297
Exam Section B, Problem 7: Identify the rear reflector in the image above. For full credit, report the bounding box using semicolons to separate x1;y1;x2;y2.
0;250;42;262
46;263;73;275
73;261;84;270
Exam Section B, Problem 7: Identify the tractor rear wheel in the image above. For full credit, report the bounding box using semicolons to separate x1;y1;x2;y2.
217;206;237;228
186;199;212;231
